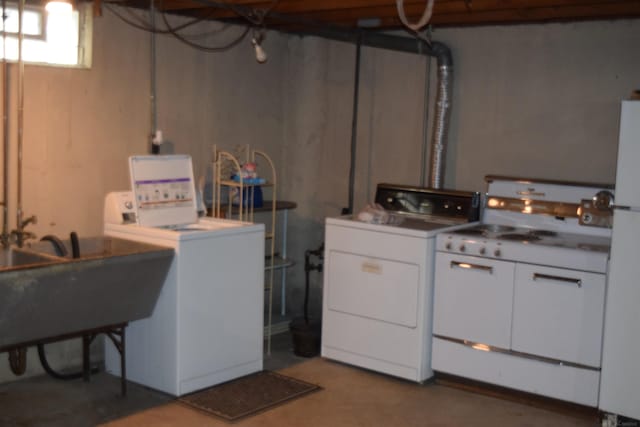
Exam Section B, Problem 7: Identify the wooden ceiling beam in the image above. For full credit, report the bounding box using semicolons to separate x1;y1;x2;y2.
158;0;446;13
258;0;640;30
111;0;640;29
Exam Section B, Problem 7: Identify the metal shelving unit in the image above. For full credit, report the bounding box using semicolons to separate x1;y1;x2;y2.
212;146;290;355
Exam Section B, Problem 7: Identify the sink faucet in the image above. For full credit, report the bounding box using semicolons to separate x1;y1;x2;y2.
11;212;37;247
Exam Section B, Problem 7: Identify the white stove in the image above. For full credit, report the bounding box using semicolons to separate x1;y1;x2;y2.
432;175;614;407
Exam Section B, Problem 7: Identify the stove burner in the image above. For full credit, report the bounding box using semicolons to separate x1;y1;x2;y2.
453;228;485;236
452;224;517;236
528;229;558;237
499;233;542;242
481;224;516;233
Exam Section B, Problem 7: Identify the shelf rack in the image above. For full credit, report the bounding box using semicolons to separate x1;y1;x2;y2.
212;146;279;354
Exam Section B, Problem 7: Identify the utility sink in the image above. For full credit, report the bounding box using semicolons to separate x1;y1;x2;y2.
0;236;174;351
0;247;62;270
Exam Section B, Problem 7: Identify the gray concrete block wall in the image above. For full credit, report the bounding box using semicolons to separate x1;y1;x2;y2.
279;20;640;320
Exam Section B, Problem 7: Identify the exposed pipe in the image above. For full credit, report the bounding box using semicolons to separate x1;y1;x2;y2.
345;35;362;215
419;57;431;187
2;0;9;247
291;29;454;190
150;0;159;154
16;0;24;240
428;63;452;189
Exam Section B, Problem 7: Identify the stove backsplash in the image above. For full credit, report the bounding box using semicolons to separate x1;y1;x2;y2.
481;175;614;234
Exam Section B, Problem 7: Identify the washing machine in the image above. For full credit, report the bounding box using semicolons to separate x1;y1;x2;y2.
104;155;265;396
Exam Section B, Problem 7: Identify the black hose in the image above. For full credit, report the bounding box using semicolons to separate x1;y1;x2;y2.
8;348;27;375
40;235;68;257
70;232;80;259
36;234;97;380
36;344;99;380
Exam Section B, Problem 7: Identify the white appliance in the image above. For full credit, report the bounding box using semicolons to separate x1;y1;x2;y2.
432;176;613;407
104;155;265;396
599;100;640;421
322;184;480;382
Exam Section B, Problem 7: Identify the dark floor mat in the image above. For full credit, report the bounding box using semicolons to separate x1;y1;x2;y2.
178;371;321;422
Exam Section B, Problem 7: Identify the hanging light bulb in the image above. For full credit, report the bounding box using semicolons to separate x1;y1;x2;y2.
251;28;267;64
252;38;267;63
45;0;73;14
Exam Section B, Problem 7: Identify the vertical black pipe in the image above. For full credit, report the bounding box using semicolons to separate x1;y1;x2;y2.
150;0;158;154
2;0;9;245
345;34;362;215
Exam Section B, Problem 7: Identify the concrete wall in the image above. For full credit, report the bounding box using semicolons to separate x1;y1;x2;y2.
280;19;640;318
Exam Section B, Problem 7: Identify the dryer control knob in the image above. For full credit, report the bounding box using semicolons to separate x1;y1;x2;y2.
459;244;466;252
494;249;501;257
479;247;486;255
445;242;452;250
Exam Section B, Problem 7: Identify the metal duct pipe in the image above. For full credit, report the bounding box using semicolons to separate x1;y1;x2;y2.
428;63;452;189
289;29;453;189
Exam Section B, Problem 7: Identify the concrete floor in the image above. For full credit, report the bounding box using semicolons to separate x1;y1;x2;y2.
0;333;600;427
0;333;308;426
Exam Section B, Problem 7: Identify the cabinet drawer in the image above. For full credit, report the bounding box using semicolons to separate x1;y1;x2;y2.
433;253;515;348
512;264;606;367
326;250;419;327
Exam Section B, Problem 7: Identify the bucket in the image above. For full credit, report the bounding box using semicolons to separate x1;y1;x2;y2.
289;318;321;358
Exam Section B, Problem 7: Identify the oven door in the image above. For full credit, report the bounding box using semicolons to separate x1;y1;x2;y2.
511;263;606;368
433;252;516;349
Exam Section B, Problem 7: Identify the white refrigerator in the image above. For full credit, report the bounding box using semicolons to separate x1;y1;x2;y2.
599;99;640;420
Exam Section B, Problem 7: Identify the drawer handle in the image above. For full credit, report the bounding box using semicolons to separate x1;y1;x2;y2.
450;260;493;274
362;262;382;274
516;190;546;197
533;272;582;287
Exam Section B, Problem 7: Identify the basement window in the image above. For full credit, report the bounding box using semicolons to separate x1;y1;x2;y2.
0;1;92;68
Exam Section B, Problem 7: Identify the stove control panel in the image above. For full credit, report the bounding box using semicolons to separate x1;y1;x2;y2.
437;234;504;258
436;227;611;273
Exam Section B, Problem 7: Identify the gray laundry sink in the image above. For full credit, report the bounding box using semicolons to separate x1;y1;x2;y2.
0;247;61;270
0;236;173;351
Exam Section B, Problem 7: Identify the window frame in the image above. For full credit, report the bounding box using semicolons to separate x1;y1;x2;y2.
0;1;92;69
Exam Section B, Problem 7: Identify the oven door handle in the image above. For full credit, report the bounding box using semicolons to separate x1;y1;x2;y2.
533;272;582;288
450;260;493;274
516;190;546;197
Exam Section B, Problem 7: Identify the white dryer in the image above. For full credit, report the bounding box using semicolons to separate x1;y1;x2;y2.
104;155;264;396
322;184;480;382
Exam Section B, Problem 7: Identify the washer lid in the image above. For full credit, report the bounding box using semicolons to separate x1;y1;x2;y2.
129;155;198;227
